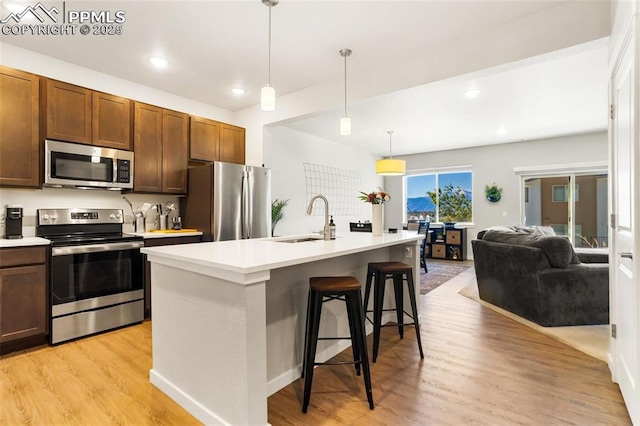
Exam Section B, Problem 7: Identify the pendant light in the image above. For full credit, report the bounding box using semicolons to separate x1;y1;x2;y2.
376;131;406;176
261;0;278;111
339;48;352;135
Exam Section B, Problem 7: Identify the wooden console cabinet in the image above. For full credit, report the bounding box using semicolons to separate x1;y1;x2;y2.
426;226;467;261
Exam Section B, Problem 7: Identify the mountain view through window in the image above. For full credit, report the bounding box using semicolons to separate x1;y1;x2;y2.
406;172;473;223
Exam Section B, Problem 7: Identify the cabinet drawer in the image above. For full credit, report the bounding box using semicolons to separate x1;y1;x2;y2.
432;244;446;259
0;247;47;268
446;230;462;245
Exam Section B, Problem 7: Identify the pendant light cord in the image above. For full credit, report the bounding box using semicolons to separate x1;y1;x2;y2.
268;5;272;85
344;53;347;116
388;131;394;159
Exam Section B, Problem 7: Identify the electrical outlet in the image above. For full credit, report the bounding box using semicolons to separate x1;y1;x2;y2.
404;246;412;257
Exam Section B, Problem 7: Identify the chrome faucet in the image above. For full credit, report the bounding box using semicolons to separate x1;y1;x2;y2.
306;195;331;241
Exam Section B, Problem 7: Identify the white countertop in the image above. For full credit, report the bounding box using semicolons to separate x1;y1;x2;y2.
128;231;203;239
0;237;51;248
142;231;423;275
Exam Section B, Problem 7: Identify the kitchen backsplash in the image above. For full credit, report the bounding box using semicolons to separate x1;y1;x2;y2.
0;187;180;237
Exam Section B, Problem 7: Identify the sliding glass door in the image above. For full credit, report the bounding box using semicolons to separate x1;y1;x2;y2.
523;173;608;248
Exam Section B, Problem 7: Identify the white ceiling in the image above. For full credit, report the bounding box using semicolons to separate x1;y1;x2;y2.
0;0;611;156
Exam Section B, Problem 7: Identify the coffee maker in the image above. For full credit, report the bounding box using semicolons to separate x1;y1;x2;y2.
4;205;23;239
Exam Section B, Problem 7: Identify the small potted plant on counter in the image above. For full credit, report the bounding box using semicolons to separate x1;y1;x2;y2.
271;199;289;236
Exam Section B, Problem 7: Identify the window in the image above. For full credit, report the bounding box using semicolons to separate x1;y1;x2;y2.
523;173;607;248
552;185;580;202
405;171;472;223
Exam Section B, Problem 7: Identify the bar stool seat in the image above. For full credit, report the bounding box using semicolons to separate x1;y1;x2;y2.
302;276;374;413
364;262;424;362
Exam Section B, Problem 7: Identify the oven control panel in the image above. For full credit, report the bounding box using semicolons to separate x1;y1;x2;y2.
38;209;124;225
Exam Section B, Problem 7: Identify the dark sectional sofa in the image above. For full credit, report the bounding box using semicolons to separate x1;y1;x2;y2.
471;226;609;327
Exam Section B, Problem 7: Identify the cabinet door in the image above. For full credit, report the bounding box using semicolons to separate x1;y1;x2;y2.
0;265;47;343
219;123;245;165
92;92;132;150
0;66;40;187
133;102;163;193
190;116;220;162
45;79;92;143
162;110;188;194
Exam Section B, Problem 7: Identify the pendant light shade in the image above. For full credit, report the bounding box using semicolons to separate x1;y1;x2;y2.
339;48;352;135
376;131;406;176
261;0;279;111
340;116;351;135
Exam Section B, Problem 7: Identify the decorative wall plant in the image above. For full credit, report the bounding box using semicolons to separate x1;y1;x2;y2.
485;183;503;202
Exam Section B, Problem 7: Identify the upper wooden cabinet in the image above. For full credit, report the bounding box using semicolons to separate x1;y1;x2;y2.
134;102;163;193
92;92;132;150
43;79;132;149
0;66;40;188
219;123;245;165
189;116;220;162
44;79;92;144
133;103;187;194
162;110;188;194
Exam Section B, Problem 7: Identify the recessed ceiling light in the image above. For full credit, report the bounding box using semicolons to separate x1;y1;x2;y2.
148;56;169;68
231;88;246;95
465;89;480;98
496;127;507;135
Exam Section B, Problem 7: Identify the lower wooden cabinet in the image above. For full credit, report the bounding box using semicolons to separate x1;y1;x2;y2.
0;246;48;351
143;235;201;318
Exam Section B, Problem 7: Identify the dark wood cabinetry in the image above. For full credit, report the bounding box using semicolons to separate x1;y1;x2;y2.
426;227;467;261
133;102;163;192
220;123;245;165
0;246;48;352
190;116;220;162
0;66;40;187
43;79;132;150
92;92;132;150
43;79;92;144
143;235;201;318
162;110;189;194
133;104;188;194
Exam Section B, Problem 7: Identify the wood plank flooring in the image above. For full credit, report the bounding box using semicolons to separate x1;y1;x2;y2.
0;266;631;425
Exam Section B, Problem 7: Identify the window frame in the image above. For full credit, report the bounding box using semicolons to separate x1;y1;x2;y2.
403;166;473;225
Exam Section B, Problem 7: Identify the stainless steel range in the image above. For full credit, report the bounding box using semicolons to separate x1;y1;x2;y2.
36;208;144;344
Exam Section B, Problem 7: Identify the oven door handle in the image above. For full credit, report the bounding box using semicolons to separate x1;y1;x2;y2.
52;241;144;256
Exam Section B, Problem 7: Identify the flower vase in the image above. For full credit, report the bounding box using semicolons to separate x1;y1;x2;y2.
371;203;383;236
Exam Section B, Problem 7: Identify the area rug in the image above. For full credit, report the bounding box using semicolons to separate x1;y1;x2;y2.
458;282;609;362
420;262;470;295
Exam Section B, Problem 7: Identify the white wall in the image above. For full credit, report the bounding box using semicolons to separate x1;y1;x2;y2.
384;131;608;257
264;127;383;237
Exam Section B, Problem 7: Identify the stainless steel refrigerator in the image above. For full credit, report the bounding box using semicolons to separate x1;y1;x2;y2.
180;162;271;241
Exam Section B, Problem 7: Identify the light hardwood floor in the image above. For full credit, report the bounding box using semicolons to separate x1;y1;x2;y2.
0;267;631;425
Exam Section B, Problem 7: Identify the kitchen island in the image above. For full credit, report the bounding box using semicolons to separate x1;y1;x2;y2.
142;231;423;426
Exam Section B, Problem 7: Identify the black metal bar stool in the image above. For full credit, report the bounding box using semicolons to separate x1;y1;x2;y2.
302;276;374;413
363;262;424;362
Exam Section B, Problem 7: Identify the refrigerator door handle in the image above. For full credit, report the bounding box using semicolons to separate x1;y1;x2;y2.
241;169;250;239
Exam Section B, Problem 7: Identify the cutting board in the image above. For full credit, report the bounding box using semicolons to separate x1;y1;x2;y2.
149;229;200;234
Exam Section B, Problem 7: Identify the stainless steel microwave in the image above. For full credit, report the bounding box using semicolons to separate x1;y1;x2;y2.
44;140;134;190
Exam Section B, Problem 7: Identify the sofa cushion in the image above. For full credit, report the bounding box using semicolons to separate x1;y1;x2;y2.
482;230;573;268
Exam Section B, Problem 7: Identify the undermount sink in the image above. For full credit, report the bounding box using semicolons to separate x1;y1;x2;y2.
274;236;324;243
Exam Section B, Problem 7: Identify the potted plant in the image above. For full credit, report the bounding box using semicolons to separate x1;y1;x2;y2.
485;183;503;202
271;199;289;236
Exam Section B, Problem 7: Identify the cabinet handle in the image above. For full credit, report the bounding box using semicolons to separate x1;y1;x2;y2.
618;252;633;260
